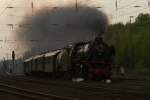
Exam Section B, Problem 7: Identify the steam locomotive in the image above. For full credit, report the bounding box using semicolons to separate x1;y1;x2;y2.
23;37;115;80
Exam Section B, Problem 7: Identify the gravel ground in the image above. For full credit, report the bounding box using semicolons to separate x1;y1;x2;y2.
0;76;150;100
0;92;30;100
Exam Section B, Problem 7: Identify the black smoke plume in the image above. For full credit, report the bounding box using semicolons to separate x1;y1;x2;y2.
15;5;109;57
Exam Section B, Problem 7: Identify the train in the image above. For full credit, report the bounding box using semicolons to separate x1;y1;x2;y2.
23;37;115;81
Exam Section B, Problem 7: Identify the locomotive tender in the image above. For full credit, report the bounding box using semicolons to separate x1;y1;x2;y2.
24;37;115;80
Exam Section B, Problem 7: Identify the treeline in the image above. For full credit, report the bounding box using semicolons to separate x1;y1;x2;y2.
105;14;150;74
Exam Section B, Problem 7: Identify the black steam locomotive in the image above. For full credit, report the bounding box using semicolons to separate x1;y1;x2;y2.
24;37;115;80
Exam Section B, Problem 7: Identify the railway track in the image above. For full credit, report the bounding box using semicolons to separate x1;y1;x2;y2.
0;79;76;100
110;77;150;89
1;76;150;100
4;75;150;91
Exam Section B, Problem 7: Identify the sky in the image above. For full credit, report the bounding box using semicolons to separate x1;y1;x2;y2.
0;0;149;59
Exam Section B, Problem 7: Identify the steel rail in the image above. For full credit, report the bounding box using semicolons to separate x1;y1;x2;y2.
2;76;150;99
3;76;150;95
0;83;77;100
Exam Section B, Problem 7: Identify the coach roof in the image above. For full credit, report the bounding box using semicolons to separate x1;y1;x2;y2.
32;54;45;59
24;57;32;62
45;50;60;57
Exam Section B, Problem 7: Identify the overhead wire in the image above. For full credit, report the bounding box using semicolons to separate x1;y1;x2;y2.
110;0;141;14
113;6;150;23
120;7;149;17
0;0;15;17
117;0;139;10
0;0;149;50
112;0;150;23
0;0;149;26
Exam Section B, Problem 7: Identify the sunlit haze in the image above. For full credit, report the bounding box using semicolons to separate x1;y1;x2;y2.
0;0;149;59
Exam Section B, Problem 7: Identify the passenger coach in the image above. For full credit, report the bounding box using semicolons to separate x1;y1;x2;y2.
24;49;71;77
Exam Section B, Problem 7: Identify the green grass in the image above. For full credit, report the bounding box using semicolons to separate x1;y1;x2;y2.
134;64;150;76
